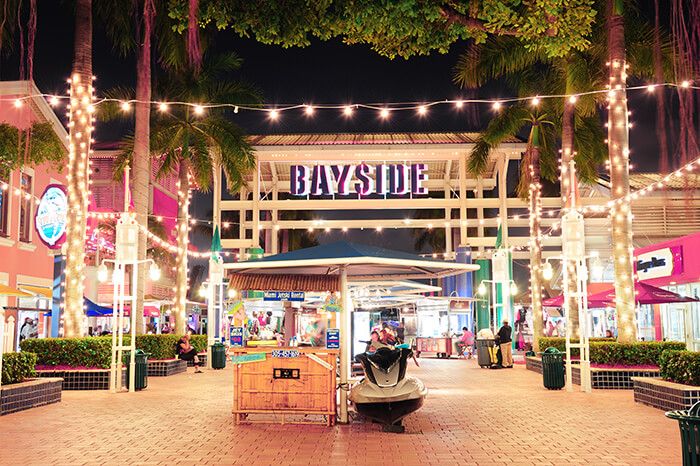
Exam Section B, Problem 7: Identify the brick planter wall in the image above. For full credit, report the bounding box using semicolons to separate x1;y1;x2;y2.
1;378;62;415
147;359;187;376
632;377;700;411
525;356;660;389
35;369;126;390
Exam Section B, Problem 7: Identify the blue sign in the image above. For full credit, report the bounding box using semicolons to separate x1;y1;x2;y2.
263;291;305;302
34;184;68;249
230;327;244;347
326;328;340;349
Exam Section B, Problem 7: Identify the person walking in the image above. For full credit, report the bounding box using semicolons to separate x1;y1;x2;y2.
497;319;513;368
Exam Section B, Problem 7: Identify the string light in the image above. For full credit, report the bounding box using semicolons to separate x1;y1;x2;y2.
193;105;204;115
158;102;168;112
492;101;502;111
417;105;427;116
343;105;353;116
121;101;131;111
304;105;314;116
380;108;390;119
269;109;279;120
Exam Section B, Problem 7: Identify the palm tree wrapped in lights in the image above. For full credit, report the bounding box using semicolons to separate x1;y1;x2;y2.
113;52;259;334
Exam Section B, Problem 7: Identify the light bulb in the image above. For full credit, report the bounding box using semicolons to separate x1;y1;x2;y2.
149;265;161;281
199;285;207;297
454;100;464;108
542;262;553;281
121;101;131;111
343;105;353;116
269;110;279;120
510;282;518;296
477;282;487;296
159;103;168;112
492;101;502;111
304;105;314;115
193;105;204;115
97;263;108;283
13;98;22;108
228;289;237;299
380;108;390;119
417;105;427;115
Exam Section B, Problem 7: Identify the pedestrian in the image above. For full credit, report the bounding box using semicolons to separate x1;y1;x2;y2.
497;319;513;368
176;332;202;373
19;317;33;343
458;326;474;358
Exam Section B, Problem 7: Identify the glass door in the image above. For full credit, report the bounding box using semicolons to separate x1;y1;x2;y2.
687;284;700;351
661;303;686;343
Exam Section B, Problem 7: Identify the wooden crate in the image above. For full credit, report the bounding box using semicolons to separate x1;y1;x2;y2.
232;347;338;426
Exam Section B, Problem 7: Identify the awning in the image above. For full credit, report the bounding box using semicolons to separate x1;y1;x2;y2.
0;284;32;297
19;285;52;299
84;297;161;317
229;273;340;292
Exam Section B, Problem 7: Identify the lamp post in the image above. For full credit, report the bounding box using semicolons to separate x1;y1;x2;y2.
477;278;518;333
97;230;158;393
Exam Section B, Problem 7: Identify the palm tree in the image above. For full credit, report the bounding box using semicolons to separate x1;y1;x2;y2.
63;0;93;337
115;52;259;334
467;104;557;351
606;0;635;342
453;8;675;344
97;0;158;334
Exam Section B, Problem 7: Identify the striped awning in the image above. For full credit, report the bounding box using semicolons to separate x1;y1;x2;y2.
228;273;340;293
0;284;32;297
19;285;52;299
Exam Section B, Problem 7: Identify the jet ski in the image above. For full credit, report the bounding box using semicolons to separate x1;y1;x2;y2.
349;346;427;433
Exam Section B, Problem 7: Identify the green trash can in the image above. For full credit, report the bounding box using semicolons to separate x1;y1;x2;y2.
211;342;227;370
541;347;565;390
125;350;148;390
666;401;700;465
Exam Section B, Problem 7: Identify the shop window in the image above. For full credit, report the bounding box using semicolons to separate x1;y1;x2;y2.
0;171;8;237
18;172;32;242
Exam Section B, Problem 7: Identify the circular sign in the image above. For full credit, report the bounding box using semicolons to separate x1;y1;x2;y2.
34;184;68;249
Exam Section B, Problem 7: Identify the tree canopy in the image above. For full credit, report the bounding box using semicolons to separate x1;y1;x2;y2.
166;0;597;58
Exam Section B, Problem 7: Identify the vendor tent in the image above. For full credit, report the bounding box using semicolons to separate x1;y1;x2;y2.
225;241;479;424
84;298;160;317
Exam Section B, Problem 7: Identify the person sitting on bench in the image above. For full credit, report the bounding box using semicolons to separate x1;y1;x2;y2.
177;332;202;373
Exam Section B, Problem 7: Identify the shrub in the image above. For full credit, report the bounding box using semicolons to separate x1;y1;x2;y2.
660;350;700;386
536;337;685;366
2;352;37;385
21;336;113;369
538;337;614;356
20;334;212;369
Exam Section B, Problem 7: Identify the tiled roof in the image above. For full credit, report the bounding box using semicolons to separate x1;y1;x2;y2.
248;132;521;146
228;273;340;292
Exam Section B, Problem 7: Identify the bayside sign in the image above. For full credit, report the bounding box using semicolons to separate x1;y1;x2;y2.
290;163;428;196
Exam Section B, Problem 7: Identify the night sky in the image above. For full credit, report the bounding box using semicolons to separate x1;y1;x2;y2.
0;2;679;276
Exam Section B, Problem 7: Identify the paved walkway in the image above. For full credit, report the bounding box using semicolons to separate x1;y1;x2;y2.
0;358;680;465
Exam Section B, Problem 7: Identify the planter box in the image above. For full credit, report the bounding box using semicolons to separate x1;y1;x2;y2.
147;359;187;376
35;368;125;390
1;378;62;415
632;377;700;411
525;356;660;389
185;353;207;367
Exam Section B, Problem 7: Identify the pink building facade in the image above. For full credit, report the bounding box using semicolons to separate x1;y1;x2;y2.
0;81;68;349
633;232;700;349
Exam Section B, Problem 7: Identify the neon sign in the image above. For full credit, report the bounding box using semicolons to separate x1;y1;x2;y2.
290;163;428;196
34;184;68;249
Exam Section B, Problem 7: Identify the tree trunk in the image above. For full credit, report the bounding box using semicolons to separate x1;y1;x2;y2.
529;146;544;352
607;1;636;342
63;0;92;337
174;162;189;334
653;0;669;173
132;0;154;335
560;100;580;339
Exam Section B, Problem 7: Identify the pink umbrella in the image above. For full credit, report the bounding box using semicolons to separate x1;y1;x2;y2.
544;281;698;308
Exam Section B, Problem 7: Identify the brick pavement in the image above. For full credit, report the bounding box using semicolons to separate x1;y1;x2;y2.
0;358;681;465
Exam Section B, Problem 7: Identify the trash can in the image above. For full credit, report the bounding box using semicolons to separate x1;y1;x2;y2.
125;350;148;390
666;401;700;465
476;338;496;368
541;347;565;390
211;342;227;370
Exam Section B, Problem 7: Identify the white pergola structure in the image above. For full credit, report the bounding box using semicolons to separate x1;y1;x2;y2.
212;132;700;267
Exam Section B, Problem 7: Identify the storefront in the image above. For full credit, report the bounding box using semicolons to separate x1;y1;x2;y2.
634;232;700;349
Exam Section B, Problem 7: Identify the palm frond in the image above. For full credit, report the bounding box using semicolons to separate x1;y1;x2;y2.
469;104;529;177
99;86;136;122
112;134;135;181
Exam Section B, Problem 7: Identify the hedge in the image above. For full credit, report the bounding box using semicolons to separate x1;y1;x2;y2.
20;334;210;369
660;350;700;386
2;352;37;385
536;337;686;366
538;337;614;356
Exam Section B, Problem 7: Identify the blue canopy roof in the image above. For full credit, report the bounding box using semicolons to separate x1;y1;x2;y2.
84;297;112;317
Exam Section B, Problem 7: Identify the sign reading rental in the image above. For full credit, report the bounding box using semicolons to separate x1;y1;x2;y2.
290;163;428;196
34;184;68;249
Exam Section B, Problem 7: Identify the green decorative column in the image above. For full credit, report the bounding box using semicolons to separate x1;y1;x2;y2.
494;250;515;347
474;259;491;331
